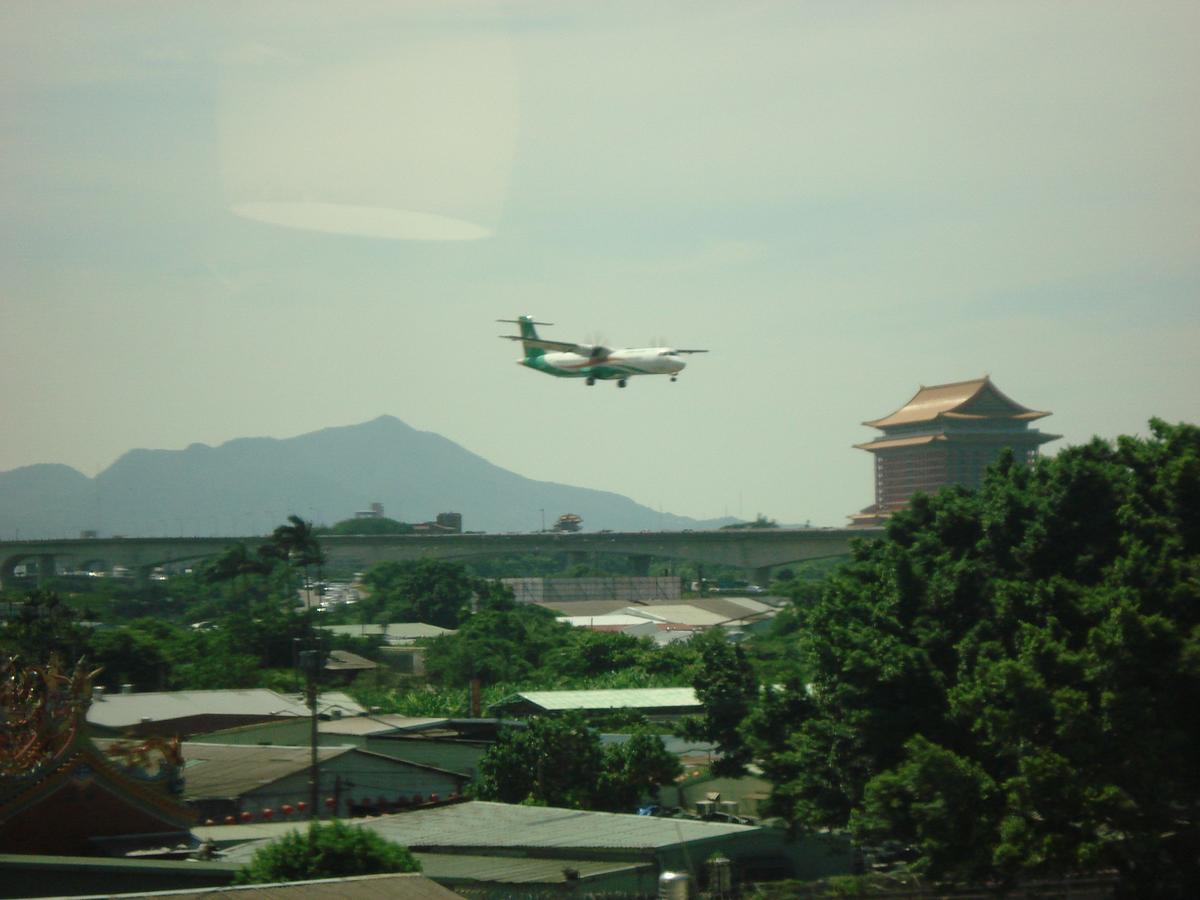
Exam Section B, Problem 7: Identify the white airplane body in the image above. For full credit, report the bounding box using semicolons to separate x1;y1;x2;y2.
498;316;707;387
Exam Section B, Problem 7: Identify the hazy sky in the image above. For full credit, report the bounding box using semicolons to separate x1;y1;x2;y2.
3;2;1198;527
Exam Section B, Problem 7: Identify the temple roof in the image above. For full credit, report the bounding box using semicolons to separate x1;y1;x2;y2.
864;377;1050;429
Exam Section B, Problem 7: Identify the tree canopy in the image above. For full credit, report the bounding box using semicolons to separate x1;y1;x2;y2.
740;420;1200;895
472;713;681;812
359;559;493;629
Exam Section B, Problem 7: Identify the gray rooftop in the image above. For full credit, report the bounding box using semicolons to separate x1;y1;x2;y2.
87;689;365;730
318;623;454;643
196;800;759;853
319;716;449;737
494;687;699;712
176;743;353;800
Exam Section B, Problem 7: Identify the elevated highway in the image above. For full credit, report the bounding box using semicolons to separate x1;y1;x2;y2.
0;528;882;587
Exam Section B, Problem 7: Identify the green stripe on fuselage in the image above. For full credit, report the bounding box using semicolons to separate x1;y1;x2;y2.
522;358;645;380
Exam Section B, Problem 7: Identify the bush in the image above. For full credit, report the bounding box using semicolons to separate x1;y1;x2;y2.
234;821;420;884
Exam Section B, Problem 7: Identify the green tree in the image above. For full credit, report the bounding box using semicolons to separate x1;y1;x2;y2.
88;619;172;691
473;714;680;811
0;590;91;662
679;629;757;776
472;713;603;808
272;514;325;598
745;421;1200;896
204;543;275;613
234;821;419;884
424;601;569;686
360;559;484;629
596;727;683;811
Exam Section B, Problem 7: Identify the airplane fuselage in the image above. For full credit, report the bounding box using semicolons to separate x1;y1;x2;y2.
520;348;687;380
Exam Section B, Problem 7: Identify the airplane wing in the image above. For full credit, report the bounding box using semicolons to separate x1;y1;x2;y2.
673;349;709;354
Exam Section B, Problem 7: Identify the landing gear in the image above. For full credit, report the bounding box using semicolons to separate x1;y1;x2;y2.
586;376;595;386
670;376;677;382
617;379;627;388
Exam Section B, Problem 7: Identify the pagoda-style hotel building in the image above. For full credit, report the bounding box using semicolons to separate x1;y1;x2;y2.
850;377;1059;526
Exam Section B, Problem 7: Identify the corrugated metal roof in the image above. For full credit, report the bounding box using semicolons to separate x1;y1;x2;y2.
536;600;633;616
176;743;354;799
499;687;699;712
367;801;756;851
195;801;758;853
318;623;454;642
214;844;647;886
321;716;447;737
557;614;654;628
325;650;377;671
86;689;364;730
618;605;732;626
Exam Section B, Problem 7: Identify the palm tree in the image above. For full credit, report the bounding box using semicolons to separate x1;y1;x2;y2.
272;515;326;607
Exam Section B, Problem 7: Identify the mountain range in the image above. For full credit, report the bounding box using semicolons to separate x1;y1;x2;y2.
0;416;735;539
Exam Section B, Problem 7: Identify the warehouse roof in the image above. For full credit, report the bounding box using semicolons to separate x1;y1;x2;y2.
174;743;351;800
59;872;463;899
490;687;699;714
556;614;655;628
318;623;454;643
197;800;758;853
319;716;449;737
86;689;365;731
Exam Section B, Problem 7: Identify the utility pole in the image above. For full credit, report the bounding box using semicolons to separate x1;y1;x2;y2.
298;648;322;820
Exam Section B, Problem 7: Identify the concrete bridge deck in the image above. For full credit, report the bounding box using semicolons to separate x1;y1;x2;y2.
1;528;882;587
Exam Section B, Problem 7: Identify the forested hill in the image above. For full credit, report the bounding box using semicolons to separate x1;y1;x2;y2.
0;415;733;538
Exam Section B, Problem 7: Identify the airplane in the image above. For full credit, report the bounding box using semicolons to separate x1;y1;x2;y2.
498;315;707;388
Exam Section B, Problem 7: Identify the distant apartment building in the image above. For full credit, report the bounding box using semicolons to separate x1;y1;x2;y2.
355;502;386;519
435;512;462;533
851;376;1058;526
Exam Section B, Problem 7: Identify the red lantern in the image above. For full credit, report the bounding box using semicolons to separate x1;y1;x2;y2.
429;793;439;803
297;801;307;813
281;804;294;816
204;818;215;826
325;796;337;809
224;816;236;825
262;808;274;820
240;811;253;822
411;793;422;805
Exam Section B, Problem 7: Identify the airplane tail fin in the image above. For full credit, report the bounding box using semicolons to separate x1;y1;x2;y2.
497;315;552;359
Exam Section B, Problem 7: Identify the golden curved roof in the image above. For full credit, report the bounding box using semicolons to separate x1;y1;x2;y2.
864;376;1049;429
